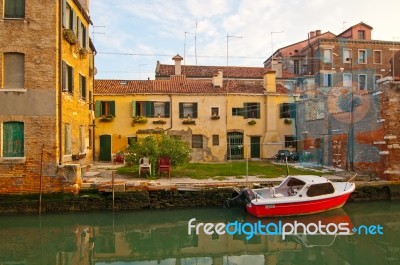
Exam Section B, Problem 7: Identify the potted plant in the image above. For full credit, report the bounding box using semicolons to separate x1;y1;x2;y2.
248;120;256;125
211;114;220;120
79;48;88;59
183;119;196;125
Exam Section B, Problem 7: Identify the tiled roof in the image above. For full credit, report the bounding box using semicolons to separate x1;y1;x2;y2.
94;78;290;95
156;64;295;79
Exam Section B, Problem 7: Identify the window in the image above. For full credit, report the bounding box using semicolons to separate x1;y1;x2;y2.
343;73;352;87
95;101;116;117
64;124;71;155
244;103;260;119
358;30;365;40
322;73;332;87
306;183;335;197
79;74;86;100
212;135;219;146
323;49;332;63
62;61;74;94
2;122;24;157
78;22;87;48
4;53;24;89
343;49;352;63
63;2;76;32
192;135;203;148
280;103;296;118
79;125;85;153
179;102;198;118
293;60;300;75
374;75;382;90
285;136;295;148
232;108;244;116
211;107;219;117
4;0;25;18
133;101;170;117
358;50;367;64
358;74;367;90
373;50;382;64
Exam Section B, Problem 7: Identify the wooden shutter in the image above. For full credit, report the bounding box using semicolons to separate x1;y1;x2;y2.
3;122;24;157
62;61;67;91
145;101;153;117
243;103;249;119
95;101;102;117
289;103;296;118
72;10;77;35
164;102;170;118
193;103;198;118
179;103;183;118
62;0;67;27
110;101;116;116
131;101;136;117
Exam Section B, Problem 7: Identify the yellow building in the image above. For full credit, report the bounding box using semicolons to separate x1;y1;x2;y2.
94;62;298;162
0;0;94;193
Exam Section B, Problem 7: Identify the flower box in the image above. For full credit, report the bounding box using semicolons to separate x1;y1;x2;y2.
153;120;166;124
211;115;220;120
99;115;115;122
183;119;196;125
132;116;148;125
284;118;292;124
248;120;256;125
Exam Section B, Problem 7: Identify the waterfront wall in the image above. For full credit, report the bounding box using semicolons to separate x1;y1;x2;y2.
0;182;399;214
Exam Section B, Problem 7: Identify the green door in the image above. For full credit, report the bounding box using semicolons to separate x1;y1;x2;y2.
99;135;112;161
227;132;243;160
250;136;261;158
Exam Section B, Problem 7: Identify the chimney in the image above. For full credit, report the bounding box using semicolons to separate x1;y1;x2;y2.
309;31;315;38
271;58;282;78
212;69;223;87
316;30;321;36
263;70;276;93
172;54;183;75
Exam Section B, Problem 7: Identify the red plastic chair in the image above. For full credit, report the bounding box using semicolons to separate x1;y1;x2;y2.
158;157;171;178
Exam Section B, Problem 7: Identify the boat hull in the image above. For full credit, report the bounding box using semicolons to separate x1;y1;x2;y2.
246;192;352;218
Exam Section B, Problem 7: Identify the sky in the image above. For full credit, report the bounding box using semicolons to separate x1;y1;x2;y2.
90;0;400;80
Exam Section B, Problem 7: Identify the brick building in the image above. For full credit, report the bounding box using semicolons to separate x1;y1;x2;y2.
0;0;95;193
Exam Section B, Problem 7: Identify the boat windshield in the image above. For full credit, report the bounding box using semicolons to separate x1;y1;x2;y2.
306;183;335;197
287;178;306;187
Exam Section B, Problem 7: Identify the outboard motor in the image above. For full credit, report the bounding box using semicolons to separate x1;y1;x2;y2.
225;188;256;208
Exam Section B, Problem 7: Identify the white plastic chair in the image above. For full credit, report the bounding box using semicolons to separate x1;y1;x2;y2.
139;157;151;176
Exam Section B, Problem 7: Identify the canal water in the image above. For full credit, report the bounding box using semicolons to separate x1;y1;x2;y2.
0;201;399;265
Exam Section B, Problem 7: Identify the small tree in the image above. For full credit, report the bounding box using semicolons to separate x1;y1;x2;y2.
124;135;191;174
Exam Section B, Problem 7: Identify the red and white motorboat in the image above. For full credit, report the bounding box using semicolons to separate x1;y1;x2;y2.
228;175;355;218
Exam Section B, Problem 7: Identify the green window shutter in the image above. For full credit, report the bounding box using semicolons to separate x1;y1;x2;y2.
179;103;183;118
279;104;284;118
95;101;102;117
145;101;154;117
131;101;136;117
289;103;297;118
164;102;170;118
193;103;198;118
62;61;67;92
110;101;116;116
3;122;24;157
243;103;249;118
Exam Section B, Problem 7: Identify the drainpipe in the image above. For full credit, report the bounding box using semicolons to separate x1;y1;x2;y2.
164;94;173;132
58;0;63;165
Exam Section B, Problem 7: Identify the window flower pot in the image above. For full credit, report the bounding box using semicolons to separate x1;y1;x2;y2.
153;120;166;124
63;29;78;45
211;115;220;120
183;119;196;125
132;116;148;125
284;118;292;124
248;120;256;125
99;115;115;122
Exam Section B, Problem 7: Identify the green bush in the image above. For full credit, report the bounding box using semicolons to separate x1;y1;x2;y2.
124;134;191;171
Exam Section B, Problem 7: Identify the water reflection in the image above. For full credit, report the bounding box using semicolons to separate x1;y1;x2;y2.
0;201;399;265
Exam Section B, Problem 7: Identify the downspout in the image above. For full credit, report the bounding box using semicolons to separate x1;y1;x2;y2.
58;0;63;165
163;94;173;132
